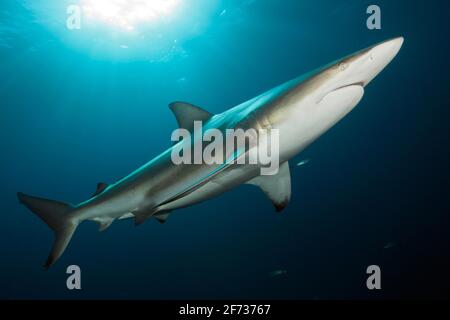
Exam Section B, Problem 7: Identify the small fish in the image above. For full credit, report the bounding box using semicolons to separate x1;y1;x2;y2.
384;242;398;249
296;159;310;167
269;270;287;277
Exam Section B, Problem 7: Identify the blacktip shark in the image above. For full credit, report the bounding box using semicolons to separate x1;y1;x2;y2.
18;37;404;268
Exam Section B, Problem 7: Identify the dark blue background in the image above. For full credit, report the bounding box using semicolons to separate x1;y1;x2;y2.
1;0;449;299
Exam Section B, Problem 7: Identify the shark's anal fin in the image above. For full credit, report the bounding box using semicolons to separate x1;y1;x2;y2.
169;102;214;132
92;182;109;197
154;212;171;224
246;162;291;212
93;217;114;232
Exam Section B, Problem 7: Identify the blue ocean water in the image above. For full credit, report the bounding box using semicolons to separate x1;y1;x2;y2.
1;0;449;299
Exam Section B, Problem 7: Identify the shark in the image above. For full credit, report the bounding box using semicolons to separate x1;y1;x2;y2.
18;37;404;268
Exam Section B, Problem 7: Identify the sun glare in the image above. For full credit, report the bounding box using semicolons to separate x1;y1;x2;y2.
81;0;180;31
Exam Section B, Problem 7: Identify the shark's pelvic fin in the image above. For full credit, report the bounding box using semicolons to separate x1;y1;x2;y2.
132;207;157;226
169;101;214;132
247;162;291;212
118;212;134;220
154;212;171;224
92;182;109;197
17;192;78;269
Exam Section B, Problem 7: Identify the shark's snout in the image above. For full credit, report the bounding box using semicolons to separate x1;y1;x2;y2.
361;36;404;86
370;37;404;67
320;37;404;97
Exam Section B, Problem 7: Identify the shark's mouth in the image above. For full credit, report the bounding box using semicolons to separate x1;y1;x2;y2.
331;81;365;93
319;81;365;103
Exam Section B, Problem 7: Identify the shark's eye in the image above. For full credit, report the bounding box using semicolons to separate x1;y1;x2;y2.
369;53;374;61
339;62;348;71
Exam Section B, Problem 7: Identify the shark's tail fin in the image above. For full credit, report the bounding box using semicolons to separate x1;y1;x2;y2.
17;192;79;269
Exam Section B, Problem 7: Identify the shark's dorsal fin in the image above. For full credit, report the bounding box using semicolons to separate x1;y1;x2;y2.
93;182;109;197
246;162;291;212
154;212;171;224
169;102;214;132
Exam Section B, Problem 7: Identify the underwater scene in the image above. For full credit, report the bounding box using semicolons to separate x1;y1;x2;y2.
1;0;449;299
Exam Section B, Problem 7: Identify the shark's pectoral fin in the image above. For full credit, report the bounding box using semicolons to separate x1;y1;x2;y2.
92;182;109;197
247;162;291;212
169;101;214;132
154;212;171;224
132;207;157;226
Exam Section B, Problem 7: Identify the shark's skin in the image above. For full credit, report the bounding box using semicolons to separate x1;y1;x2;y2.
18;37;404;268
